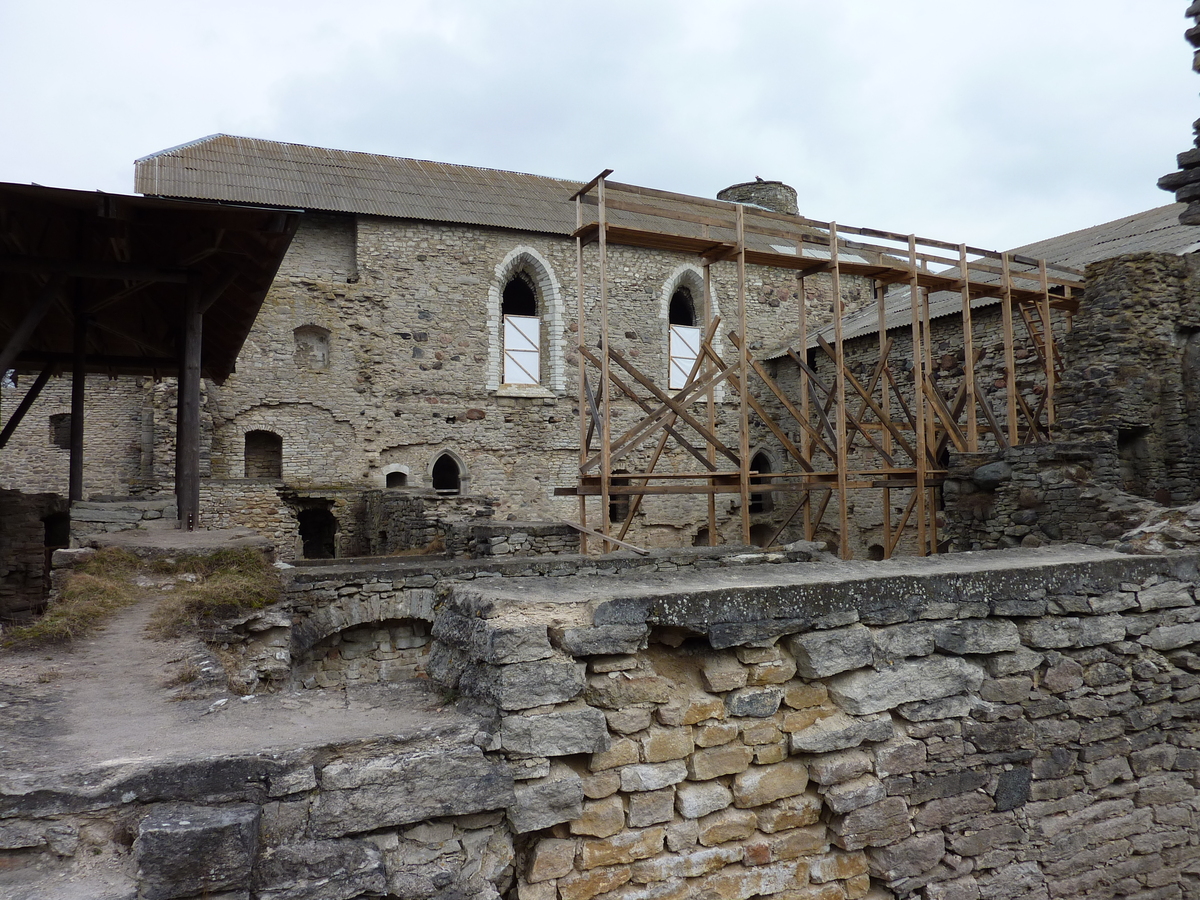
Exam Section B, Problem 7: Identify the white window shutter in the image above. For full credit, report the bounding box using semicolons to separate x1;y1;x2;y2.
669;324;701;390
503;315;540;384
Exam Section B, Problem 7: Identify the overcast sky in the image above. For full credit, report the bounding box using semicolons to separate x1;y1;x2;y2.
1;1;1195;250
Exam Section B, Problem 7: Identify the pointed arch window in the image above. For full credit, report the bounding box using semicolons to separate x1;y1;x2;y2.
502;272;540;385
432;453;462;495
668;287;701;390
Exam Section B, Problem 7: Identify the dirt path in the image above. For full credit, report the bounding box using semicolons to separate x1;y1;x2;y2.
0;594;466;776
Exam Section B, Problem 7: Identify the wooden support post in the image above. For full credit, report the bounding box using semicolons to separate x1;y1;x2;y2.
876;279;892;557
1039;258;1055;429
830;223;850;559
908;236;928;556
598;177;613;552
176;284;203;531
575;194;589;553
799;268;811;541
959;244;979;451
69;298;87;503
704;261;717;545
1001;253;1019;446
736;204;751;546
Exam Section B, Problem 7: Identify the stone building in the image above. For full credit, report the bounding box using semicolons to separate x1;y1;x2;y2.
1;136;881;559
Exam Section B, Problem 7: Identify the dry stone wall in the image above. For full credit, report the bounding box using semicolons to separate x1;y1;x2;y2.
425;546;1200;900
0;488;67;622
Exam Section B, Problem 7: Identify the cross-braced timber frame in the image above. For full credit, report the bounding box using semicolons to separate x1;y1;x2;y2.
560;173;1085;559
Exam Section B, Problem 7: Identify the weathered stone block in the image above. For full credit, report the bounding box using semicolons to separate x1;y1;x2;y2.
254;839;386;900
1141;622;1200;651
725;686;783;718
1018;616;1126;649
829;796;912;850
732;759;809;808
528;837;577;882
803;748;872;785
676;781;734;819
687;743;754;780
501;706;609;756
782;682;829;710
460;657;586;710
696;807;757;846
873;623;937;661
312;746;513;837
985;648;1044;677
868;831;944;881
559;864;632;900
873;738;927;778
552;624;650;657
934;620;1021;655
828;655;985;715
757;791;822;833
586;674;674;708
590;738;640;772
509;768;585;834
620;761;688;793
695;721;739;747
630;845;742;882
700;652;749;692
789;711;892;753
823;775;886;814
656;692;726;727
578;827;665;869
642;727;694;763
809;850;869;883
627;788;676;828
571;796;626;838
1137;582;1194;611
135;803;260;900
790;625;874;678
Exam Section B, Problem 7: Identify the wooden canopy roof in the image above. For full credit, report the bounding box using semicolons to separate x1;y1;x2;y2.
0;182;299;383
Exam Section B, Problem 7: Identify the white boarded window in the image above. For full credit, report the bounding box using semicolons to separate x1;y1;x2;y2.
669;325;700;390
503;315;540;384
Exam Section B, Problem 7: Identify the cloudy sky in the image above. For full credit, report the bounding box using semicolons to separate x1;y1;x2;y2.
0;1;1195;250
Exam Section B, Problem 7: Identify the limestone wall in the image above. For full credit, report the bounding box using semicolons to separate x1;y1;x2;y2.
0;489;67;622
5;546;1200;899
426;546;1200;900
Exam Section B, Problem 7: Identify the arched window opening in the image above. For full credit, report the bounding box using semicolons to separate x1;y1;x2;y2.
502;271;540;385
298;506;337;559
749;451;774;514
386;471;407;488
669;287;696;327
693;527;715;548
245;430;283;479
668;287;701;390
867;544;886;561
293;325;331;370
432;454;462;495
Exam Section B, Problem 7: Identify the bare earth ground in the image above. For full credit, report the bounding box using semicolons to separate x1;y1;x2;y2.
0;593;463;777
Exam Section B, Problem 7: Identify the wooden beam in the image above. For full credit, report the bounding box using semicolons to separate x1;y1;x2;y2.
0;254;189;283
0;363;54;449
0;275;63;376
69;299;87;503
568;169;615;201
176;285;202;530
564;520;648;556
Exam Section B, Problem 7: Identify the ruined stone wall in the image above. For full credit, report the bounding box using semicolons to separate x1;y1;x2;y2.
7;546;1200;899
425;547;1200;900
0;489;67;622
0;375;147;497
1056;252;1200;505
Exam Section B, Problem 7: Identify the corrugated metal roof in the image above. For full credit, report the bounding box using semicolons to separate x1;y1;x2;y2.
765;203;1199;356
135;134;586;235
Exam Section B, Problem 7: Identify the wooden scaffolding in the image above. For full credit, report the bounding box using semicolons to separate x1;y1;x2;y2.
559;172;1085;558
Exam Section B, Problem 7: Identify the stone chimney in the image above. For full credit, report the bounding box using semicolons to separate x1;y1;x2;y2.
717;179;798;216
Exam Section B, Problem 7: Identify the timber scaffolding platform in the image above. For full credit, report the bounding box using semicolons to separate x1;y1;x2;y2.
554;172;1085;560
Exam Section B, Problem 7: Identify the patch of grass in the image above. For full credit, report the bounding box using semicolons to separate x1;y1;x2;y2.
1;548;140;649
148;549;281;639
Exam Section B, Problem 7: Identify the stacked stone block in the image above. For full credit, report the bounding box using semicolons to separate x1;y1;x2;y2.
296;619;430;688
0;489;67;621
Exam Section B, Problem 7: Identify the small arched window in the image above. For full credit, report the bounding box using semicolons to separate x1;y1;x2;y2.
386;471;407;488
749;450;774;514
245;430;283;479
668;287;700;390
502;271;540;385
431;454;462;495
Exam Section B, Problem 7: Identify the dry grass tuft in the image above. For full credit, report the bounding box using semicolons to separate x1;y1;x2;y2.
147;549;280;639
1;548;141;649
